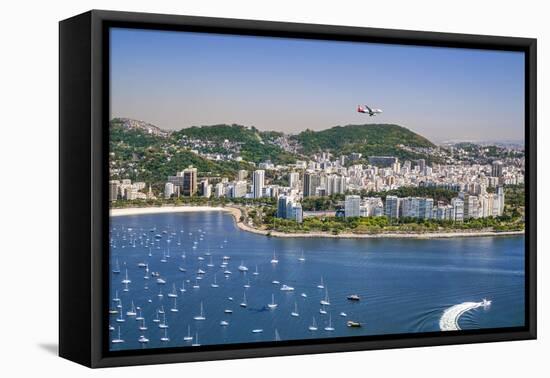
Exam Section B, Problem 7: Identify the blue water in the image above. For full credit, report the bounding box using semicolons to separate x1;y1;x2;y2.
109;211;525;351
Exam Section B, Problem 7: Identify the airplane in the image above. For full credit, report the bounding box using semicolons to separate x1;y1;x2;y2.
357;105;383;116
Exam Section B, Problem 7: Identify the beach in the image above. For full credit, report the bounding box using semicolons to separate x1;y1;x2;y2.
110;205;524;239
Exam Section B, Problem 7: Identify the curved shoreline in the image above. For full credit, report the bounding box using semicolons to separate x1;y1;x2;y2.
110;206;525;239
439;301;486;331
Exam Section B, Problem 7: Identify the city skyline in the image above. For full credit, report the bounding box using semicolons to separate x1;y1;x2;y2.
111;28;525;143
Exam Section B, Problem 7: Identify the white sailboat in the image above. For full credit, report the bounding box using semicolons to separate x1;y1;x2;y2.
167;284;178;298
319;305;327;315
116;308;125;323
270;250;279;264
171;297;178;312
138;335;149;344
207;255;214;268
291;302;299;317
111;326;124;343
126;301;137;316
267;294;278;309
298;249;306;262
160;328;170;342
152;310;160;323
211;274;219;288
139;318;147;331
113;290;120;302
253;265;259;276
121;268;131;284
192;332;201;347
159;313;168;329
308;317;318;331
320;287;331;306
180;280;186;293
112;258;121;274
183;325;193;341
243;279;251;289
194;301;206;321
240;292;247;308
238;261;248;272
324;314;335;331
317;276;324;289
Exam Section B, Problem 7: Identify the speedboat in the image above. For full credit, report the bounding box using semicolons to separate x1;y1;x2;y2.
252;329;263;333
280;284;294;291
220;320;229;326
347;321;361;328
482;298;492;307
347;294;360;301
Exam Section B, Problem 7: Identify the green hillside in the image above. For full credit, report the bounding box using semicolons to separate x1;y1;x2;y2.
293;124;436;162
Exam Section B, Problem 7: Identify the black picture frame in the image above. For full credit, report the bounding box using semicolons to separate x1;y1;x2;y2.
59;9;537;368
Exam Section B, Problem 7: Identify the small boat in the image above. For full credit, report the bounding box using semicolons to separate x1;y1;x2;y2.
136;308;144;321
270;250;279;264
320;288;331;306
171;298;178;312
137;262;147;268
223;256;230;260
317;276;324;289
267;294;278;309
339;312;347;317
347;321;362;328
139;318;147;331
324;315;335;331
178;267;187;272
319;305;327;315
240;292;247;308
138;335;149;344
227;297;234;301
308;317;318;331
159;314;168;329
346;294;360;301
112;258;121;274
280;284;294;291
298;250;306;262
156;278;166;285
193;302;206;321
111;326;124;343
116;310;125;323
223;270;232;275
211;275;219;288
126;301;137;317
121;268;131;284
112;290;120;302
192;280;200;289
224;309;233;314
191;332;201;347
109;325;114;331
160;328;170;342
253;265;259;276
291;302;299;317
272;280;280;285
238;261;248;272
157;289;164;298
207;256;214;268
109;308;118;315
197;268;206;275
152;311;160;323
158;306;165;314
184;325;193;341
197;256;204;261
167;284;178;298
220;320;229;326
301;293;308;298
252;329;263;334
243;279;251;289
179;281;186;293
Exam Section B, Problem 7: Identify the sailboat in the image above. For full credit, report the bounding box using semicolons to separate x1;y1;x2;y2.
324;314;335;331
159;313;168;329
152;310;160;323
308;317;318;331
160;328;170;342
184;325;193;341
116;308;125;323
320;287;331;306
171;297;178;312
111;326;124;343
291;302;299;317
193;302;206;321
112;258;121;274
126;301;137;317
160;249;167;263
243;279;251;289
192;279;200;289
207;255;214;268
270;250;279;264
298;249;306;262
238;261;248;272
267;294;278;309
253;265;259;276
139;318;147;331
136;308;144;321
167;284;178;298
211;274;219;288
138;335;149;344
240;292;247;308
319;305;327;315
121;268;131;284
113;290;120;302
180;280;186;293
317;276;325;289
191;332;201;347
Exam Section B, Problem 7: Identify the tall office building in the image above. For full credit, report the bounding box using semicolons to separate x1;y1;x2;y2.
344;195;361;218
303;171;320;197
182;166;198;196
385;195;400;219
253;170;265;198
277;195;291;218
492;161;504;177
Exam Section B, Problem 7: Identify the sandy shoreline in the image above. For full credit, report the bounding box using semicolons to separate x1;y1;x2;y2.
110;205;524;239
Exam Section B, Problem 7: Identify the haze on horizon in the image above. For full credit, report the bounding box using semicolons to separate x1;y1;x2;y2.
110;28;525;143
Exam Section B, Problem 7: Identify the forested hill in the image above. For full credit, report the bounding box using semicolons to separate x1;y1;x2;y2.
293;124;435;158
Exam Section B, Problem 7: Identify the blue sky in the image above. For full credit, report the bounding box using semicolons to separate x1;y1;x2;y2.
110;28;525;143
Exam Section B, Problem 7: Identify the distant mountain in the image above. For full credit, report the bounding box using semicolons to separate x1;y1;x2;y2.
109;119;440;184
293;124;436;160
111;118;170;138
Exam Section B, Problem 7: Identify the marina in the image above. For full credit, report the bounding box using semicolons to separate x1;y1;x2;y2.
109;211;525;351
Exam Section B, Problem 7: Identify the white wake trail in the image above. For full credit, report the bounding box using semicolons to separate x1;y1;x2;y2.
439;300;491;331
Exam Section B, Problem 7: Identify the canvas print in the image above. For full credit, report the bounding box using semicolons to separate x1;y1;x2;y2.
108;28;526;351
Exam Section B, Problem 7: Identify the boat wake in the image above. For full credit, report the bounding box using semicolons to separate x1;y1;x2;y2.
439;299;492;331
